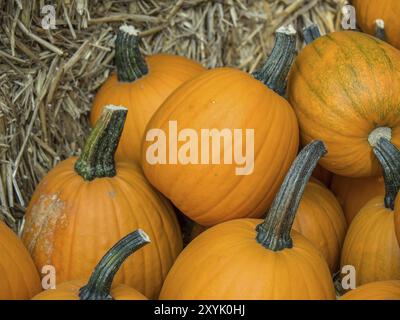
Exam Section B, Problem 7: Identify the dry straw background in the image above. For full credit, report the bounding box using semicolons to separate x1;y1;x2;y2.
0;0;345;232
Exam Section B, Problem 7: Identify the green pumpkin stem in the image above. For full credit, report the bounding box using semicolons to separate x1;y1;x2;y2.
375;19;386;41
75;105;127;181
79;229;150;300
252;25;297;96
372;138;400;210
303;23;321;44
256;140;327;251
115;25;148;82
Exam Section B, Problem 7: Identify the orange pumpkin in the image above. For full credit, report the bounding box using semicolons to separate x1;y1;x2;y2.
288;30;400;178
0;221;41;300
22;106;182;299
341;138;400;285
340;280;400;300
33;230;149;300
352;0;400;49
293;180;347;273
91;25;205;164
330;174;385;224
160;141;335;299
142;26;299;226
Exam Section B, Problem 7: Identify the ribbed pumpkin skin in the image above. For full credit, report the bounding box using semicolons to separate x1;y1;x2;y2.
395;195;400;246
22;159;182;299
292;181;347;273
341;280;400;300
91;54;205;164
160;219;335;300
0;221;41;300
32;281;147;300
142;68;299;226
330;174;385;224
340;196;400;285
352;0;400;50
288;31;400;177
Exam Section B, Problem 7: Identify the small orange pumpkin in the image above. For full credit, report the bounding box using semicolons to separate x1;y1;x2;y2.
32;230;149;300
288;30;400;177
352;0;400;49
340;280;400;300
142;26;299;226
91;25;205;164
160;141;335;300
22;106;182;299
0;221;41;300
341;138;400;285
292;180;347;273
330;174;385;224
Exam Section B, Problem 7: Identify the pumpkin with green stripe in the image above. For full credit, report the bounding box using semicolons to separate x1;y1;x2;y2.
288;31;400;178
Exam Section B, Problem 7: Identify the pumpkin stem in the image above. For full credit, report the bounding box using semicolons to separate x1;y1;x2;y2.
79;229;150;300
115;25;148;82
303;23;321;44
372;138;400;210
368;127;392;147
252;24;297;96
375;19;386;41
256;140;327;251
75;105;127;181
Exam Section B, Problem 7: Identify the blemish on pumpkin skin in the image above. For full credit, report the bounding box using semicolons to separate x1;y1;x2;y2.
23;193;68;265
109;190;116;198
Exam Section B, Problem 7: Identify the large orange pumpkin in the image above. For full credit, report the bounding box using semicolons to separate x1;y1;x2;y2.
340;280;400;300
341;138;400;285
288;30;400;178
160;141;335;300
352;0;400;50
142;26;299;226
292;180;347;273
91;25;204;164
33;230;149;300
0;221;41;300
331;174;385;224
22;106;182;299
